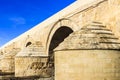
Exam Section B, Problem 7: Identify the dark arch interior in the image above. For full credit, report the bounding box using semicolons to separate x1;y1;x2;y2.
48;26;73;77
49;26;73;52
26;42;32;47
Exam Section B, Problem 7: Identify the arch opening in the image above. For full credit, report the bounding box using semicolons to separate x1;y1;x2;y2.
26;42;32;47
48;26;73;77
49;26;73;51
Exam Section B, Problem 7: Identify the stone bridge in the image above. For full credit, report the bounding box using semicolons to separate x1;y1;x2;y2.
0;0;120;80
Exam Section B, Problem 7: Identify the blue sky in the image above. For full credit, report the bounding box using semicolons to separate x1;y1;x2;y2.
0;0;75;47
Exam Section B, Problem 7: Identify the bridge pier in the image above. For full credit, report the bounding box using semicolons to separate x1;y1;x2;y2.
54;22;120;80
15;41;54;79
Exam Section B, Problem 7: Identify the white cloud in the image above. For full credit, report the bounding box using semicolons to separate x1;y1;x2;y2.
9;17;26;28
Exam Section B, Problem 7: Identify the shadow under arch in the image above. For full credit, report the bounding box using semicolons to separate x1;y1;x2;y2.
25;42;32;47
49;26;73;52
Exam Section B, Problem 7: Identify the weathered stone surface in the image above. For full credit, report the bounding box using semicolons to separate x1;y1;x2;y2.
15;57;51;77
15;41;53;78
0;48;20;73
55;50;120;80
55;22;120;51
16;41;46;57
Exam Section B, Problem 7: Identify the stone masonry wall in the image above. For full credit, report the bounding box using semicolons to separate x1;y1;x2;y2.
55;50;120;80
69;0;120;39
15;56;51;77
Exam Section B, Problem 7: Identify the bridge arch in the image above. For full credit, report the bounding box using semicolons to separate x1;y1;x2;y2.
46;18;79;55
25;42;32;47
49;26;73;53
22;35;34;49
